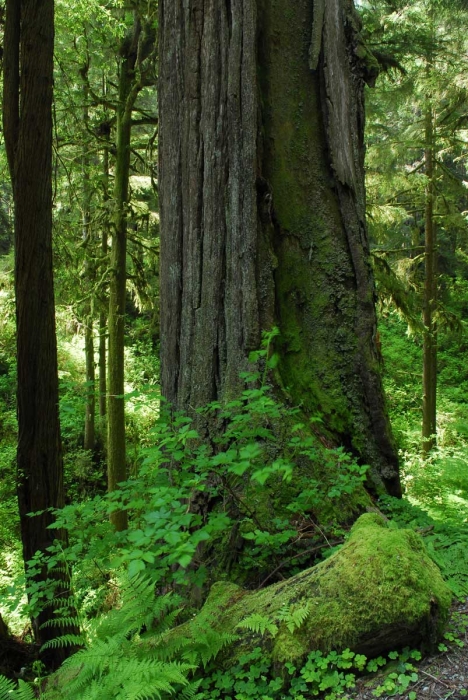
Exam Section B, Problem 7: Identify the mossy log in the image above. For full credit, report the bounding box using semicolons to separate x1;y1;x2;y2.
175;514;451;665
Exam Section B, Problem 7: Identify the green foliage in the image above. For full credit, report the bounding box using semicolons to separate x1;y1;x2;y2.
42;575;196;700
198;646;424;700
19;575;199;700
28;356;367;608
236;614;279;638
380;495;468;598
372;648;421;697
0;676;35;700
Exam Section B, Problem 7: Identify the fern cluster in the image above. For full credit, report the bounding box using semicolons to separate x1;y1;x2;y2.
0;574;243;699
49;575;199;700
0;576;201;700
0;676;35;700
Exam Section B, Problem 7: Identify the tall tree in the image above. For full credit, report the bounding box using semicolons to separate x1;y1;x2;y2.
3;0;76;663
422;71;437;455
80;58;97;454
108;7;157;530
361;0;468;454
159;0;401;497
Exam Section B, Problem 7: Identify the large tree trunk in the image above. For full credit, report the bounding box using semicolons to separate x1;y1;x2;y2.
3;0;77;666
159;0;400;496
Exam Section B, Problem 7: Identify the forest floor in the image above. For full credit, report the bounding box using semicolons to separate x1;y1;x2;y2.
350;598;468;700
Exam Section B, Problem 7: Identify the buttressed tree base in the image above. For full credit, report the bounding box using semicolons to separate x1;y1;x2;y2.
159;0;401;498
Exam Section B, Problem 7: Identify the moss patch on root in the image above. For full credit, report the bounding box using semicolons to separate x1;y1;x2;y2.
173;513;452;666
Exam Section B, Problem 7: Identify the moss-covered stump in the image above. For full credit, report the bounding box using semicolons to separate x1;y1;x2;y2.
176;514;451;666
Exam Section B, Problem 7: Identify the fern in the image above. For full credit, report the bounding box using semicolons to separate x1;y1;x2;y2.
38;574;198;699
179;626;239;668
0;675;16;700
0;677;35;700
237;613;278;638
41;633;84;650
277;603;311;633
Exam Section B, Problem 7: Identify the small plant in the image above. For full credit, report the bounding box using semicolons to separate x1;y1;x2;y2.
198;645;426;700
372;648;421;698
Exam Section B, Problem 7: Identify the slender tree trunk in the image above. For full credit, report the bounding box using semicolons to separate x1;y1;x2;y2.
422;101;437;455
3;0;78;665
81;70;96;453
107;18;141;531
84;321;96;451
159;0;401;496
99;126;110;430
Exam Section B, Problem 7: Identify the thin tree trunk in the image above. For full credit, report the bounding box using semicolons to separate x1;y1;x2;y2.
107;18;141;531
99;122;110;429
422;16;437;458
159;0;401;496
3;0;78;665
422;101;437;455
84;322;96;451
81;68;96;453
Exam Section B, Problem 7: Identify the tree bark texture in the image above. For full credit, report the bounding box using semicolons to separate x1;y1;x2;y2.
159;0;401;496
3;0;77;664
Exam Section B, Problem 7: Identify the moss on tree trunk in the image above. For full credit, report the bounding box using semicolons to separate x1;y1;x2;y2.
159;0;401;502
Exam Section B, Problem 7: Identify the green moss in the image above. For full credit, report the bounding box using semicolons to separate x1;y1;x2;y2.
170;514;451;667
259;0;365;443
257;0;399;492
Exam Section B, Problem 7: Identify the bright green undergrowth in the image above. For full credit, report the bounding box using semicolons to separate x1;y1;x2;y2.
379;311;468;600
22;367;367;622
380;313;468;522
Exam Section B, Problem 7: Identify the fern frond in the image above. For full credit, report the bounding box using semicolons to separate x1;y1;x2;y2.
40;615;81;629
236;613;278;638
188;628;238;667
0;675;17;700
147;631;194;661
41;633;83;650
177;679;203;700
0;677;35;700
11;681;35;700
282;603;311;633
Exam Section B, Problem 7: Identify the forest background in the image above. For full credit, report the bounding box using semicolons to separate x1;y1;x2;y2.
1;0;468;698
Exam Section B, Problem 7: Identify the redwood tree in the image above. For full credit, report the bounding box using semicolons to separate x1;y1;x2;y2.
159;0;401;497
3;0;76;663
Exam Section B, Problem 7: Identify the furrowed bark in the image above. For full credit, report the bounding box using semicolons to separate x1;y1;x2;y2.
159;0;400;496
3;0;78;666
